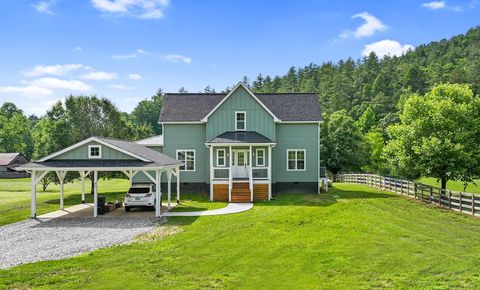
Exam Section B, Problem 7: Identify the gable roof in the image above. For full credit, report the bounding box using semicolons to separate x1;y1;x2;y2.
201;83;280;122
0;153;24;166
159;84;322;123
36;136;181;167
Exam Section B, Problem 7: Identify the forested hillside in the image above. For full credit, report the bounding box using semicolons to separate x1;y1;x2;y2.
248;26;480;129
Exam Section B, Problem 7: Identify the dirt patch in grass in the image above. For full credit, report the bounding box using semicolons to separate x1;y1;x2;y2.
135;224;183;243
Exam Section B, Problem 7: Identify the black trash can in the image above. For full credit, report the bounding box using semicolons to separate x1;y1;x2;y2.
97;196;106;215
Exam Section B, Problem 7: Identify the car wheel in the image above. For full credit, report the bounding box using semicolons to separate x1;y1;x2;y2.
125;206;131;212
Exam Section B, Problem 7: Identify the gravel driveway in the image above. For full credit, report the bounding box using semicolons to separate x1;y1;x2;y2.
0;218;161;269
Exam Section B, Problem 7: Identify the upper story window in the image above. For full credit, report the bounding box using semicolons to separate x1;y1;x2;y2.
88;145;102;159
287;149;305;171
235;111;246;131
177;150;195;171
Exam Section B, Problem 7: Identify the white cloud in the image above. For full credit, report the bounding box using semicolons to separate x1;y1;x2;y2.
165;54;192;64
91;0;170;19
23;64;83;77
128;73;142;80
422;1;446;9
81;71;117;80
109;84;132;90
33;1;57;15
362;39;414;58
29;77;92;91
136;48;150;55
112;53;138;59
339;12;387;39
73;46;82;52
0;85;52;96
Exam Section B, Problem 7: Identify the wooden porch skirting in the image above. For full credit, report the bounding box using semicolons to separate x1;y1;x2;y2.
212;184;269;201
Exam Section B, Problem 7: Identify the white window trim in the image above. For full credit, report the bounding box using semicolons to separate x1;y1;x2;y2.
88;145;102;159
235;111;246;131
286;149;306;171
216;149;226;167
176;149;196;172
256;148;265;167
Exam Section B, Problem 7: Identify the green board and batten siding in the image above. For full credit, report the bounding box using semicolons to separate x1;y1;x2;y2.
206;86;276;141
54;141;136;160
273;124;319;183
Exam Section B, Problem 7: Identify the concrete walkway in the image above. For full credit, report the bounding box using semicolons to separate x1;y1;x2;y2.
162;202;253;217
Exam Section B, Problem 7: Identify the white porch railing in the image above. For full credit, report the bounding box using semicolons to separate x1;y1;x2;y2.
251;167;268;179
213;167;229;179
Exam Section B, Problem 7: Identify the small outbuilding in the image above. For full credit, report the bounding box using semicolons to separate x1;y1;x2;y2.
17;136;183;218
0;153;29;178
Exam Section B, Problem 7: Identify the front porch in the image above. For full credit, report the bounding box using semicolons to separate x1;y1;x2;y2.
206;131;275;202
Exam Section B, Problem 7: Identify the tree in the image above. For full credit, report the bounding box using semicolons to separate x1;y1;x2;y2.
131;89;163;134
384;84;480;189
0;106;33;159
321;110;367;175
362;131;387;174
356;106;377;133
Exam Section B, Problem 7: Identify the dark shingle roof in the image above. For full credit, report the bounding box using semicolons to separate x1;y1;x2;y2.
0;153;23;166
160;94;225;122
206;131;274;144
94;137;181;166
159;92;322;122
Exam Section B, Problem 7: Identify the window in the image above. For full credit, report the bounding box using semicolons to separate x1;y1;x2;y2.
235;111;246;131
216;149;226;167
256;149;265;166
287;149;305;171
177;150;195;171
88;145;102;159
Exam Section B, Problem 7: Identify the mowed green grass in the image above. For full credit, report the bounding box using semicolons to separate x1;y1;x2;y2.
0;178;221;226
2;183;480;289
417;177;480;193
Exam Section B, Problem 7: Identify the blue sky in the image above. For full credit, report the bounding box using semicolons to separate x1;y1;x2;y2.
0;0;478;115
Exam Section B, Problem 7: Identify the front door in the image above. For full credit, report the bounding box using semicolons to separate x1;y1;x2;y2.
233;150;249;178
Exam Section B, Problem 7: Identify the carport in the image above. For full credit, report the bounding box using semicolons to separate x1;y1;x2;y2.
17;137;183;218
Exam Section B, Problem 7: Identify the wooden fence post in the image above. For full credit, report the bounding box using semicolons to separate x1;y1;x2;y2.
472;193;475;216
448;190;451;209
429;187;433;204
459;193;463;213
414;183;417;199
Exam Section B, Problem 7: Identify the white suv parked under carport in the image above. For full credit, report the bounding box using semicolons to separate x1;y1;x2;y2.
124;183;161;212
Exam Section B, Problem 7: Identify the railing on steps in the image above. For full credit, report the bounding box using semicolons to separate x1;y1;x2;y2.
337;173;479;218
248;166;253;202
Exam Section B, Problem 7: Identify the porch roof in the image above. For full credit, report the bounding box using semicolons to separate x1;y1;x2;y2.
206;131;275;145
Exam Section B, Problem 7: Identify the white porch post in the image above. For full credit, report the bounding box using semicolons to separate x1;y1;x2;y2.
155;170;162;217
31;171;37;218
176;167;180;203
229;145;232;202
209;145;214;201
249;145;253;202
93;171;98;217
268;145;272;200
167;170;172;209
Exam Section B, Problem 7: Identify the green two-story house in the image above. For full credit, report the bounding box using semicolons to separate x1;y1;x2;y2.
134;83;323;202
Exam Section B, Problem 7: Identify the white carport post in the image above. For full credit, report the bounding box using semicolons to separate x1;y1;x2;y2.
93;171;98;218
155;169;162;217
167;169;172;209
56;171;66;210
176;167;180;204
31;170;36;218
79;171;90;204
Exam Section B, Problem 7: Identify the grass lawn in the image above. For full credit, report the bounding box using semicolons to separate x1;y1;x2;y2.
2;183;480;289
417;177;480;193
